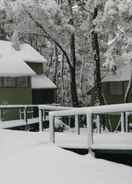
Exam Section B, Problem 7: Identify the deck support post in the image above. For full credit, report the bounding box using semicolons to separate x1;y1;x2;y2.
39;108;43;132
75;114;80;135
86;112;93;154
121;112;125;133
49;114;55;143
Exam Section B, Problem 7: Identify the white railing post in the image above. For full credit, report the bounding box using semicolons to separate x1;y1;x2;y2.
19;108;23;120
43;110;46;121
68;116;71;127
96;115;100;134
121;112;125;133
125;112;129;132
86;112;93;153
49;113;55;143
0;108;2;121
39;108;43;132
24;107;28;131
75;114;80;135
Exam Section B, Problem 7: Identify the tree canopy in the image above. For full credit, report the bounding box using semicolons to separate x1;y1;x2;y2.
0;0;132;106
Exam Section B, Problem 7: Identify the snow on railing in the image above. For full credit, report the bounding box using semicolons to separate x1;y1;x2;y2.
48;103;132;151
0;104;73;131
0;105;38;130
1;103;132;151
38;105;73;131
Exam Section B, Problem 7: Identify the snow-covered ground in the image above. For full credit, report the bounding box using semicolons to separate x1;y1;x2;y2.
1;128;132;151
0;129;132;184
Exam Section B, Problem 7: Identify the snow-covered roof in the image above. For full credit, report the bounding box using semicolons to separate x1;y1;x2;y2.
102;63;131;82
31;75;56;89
0;55;35;76
0;40;46;63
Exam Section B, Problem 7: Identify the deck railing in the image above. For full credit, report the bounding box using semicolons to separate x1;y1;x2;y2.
0;105;39;129
0;104;73;131
38;105;73;131
48;103;132;151
1;103;132;151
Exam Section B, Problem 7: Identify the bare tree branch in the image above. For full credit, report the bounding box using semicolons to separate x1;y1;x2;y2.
23;6;73;69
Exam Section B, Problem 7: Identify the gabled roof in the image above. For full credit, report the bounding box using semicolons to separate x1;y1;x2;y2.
102;63;131;82
31;75;57;89
0;55;35;76
102;49;132;83
0;40;46;63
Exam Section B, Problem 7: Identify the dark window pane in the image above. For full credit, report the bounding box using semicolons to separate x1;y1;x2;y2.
0;77;30;88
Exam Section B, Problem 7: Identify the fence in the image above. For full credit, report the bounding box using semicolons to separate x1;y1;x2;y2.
48;103;132;151
0;104;73;130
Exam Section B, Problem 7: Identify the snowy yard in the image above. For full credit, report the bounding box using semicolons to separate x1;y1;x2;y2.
0;129;132;184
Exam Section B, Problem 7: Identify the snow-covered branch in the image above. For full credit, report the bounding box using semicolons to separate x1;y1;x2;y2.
22;5;73;69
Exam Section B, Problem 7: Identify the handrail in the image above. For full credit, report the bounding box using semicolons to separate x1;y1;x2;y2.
49;103;132;117
39;105;73;111
38;105;73;131
0;105;38;108
0;104;72;131
48;103;132;152
1;103;132;151
0;104;73;131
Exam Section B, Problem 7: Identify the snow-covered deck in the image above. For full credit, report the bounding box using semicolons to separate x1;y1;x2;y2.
0;129;132;184
1;104;132;152
48;103;132;152
1;124;132;151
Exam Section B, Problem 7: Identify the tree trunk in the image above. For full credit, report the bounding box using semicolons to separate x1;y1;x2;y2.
91;31;105;105
69;33;79;107
80;55;85;90
67;0;79;107
91;7;105;105
91;7;106;131
53;45;58;84
61;53;65;105
70;66;79;107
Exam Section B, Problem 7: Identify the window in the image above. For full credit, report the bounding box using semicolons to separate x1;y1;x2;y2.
110;82;123;95
16;77;30;88
0;77;30;88
26;62;43;74
4;77;16;87
0;78;3;87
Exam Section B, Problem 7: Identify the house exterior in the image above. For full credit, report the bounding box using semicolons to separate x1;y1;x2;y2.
102;63;132;104
88;62;132;106
101;36;132;105
87;63;132;130
0;40;56;105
